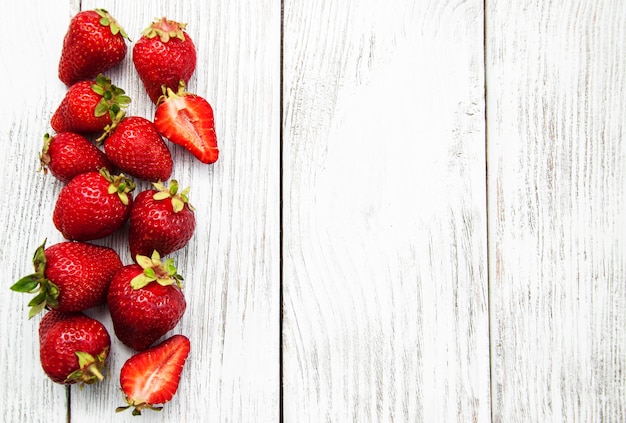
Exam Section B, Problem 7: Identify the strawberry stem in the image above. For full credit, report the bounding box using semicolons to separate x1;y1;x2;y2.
65;349;109;385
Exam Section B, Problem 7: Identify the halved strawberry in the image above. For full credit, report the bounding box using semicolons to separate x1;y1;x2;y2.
154;81;218;164
116;334;190;415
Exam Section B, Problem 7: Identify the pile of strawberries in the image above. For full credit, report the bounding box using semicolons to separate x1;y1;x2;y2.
11;8;218;416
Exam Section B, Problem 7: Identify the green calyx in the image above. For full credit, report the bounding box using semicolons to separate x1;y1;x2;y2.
156;79;189;106
10;239;59;319
95;8;130;40
65;348;109;386
91;74;131;122
100;168;135;206
96;111;126;145
152;179;194;213
116;402;163;416
130;250;183;290
141;17;187;43
38;133;53;173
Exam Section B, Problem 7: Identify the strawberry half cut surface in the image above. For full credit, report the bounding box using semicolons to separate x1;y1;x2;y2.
117;334;190;416
154;81;219;164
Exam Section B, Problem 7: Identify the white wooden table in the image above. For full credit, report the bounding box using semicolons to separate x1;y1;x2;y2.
1;0;624;421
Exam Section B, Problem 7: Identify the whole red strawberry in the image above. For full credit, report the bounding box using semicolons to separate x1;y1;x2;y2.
116;334;190;415
132;17;197;104
51;74;131;134
39;311;111;385
101;115;173;182
58;9;129;86
154;82;218;164
39;132;112;183
129;180;196;259
107;251;186;351
10;240;122;318
53;168;135;241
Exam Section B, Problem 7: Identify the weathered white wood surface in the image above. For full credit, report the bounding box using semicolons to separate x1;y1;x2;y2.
281;0;490;421
1;0;624;422
487;1;626;422
1;2;73;422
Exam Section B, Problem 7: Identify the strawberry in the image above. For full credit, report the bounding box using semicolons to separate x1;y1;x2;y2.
58;9;129;86
53;168;135;241
51;74;131;134
154;82;218;164
128;180;196;259
39;311;111;385
10;240;122;318
107;251;186;351
132;17;197;104
116;334;190;415
39;132;112;183
101;115;173;182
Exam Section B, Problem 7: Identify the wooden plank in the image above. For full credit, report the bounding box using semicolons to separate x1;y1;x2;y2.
0;1;76;422
282;0;491;421
3;0;281;421
487;0;626;421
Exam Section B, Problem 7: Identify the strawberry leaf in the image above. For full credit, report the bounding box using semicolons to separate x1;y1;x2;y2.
28;301;47;320
153;191;171;201
136;254;154;269
10;274;41;293
11;240;61;318
130;273;150;290
95;99;110;117
27;291;47;308
171;198;184;213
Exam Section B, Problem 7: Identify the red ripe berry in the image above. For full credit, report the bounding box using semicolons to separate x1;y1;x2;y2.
10;240;122;318
101;116;173;182
51;74;131;134
53;168;135;241
107;251;186;351
129;180;196;260
39;311;111;385
132;17;197;104
117;334;190;415
154;81;218;164
58;9;129;86
39;132;112;183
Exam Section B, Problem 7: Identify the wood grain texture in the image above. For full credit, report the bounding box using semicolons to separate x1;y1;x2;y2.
0;1;75;422
487;1;626;421
282;0;490;421
2;0;281;421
